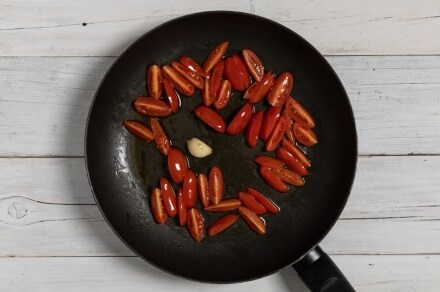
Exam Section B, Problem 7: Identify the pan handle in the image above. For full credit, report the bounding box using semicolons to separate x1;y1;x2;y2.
292;245;355;292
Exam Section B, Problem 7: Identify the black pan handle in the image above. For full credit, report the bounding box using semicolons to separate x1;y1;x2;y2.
292;246;355;292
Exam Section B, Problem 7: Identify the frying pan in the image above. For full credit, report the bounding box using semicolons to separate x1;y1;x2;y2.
85;11;357;291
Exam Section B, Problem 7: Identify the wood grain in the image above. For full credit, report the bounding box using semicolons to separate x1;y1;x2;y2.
0;156;438;256
0;256;438;291
1;56;439;156
0;0;439;56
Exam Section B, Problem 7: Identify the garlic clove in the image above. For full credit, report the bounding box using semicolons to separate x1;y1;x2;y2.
187;138;212;158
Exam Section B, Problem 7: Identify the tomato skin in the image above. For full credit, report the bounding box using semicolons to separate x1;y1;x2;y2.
242;49;264;82
161;65;195;97
183;170;198;209
254;155;285;169
294;123;318;146
194;105;226;133
167;147;189;184
285;97;315;128
275;147;309;176
245;111;263;148
271;167;305;187
171;61;204;90
282;139;311;168
238;206;266;235
259;106;281;141
178;56;208;78
213;79;231;109
209;60;224;97
162;79;180;112
134;97;172;117
246;187;280;214
207;214;239;237
123;120;154;141
203;41;229;73
177;188;187;226
259;166;288;193
187;208;204;242
267;72;294;107
226;103;253;135
209;166;224;205
204;199;241;212
265;116;288;151
243;72;275;104
160;177;177;217
223;55;251;91
238;192;266;215
147;65;163;99
151;188;168;224
149;118;170;156
197;174;210;208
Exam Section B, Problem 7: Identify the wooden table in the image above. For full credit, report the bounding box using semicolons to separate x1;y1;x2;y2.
1;1;439;291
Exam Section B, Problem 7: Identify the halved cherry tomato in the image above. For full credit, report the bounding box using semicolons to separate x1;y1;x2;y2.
246;187;280;214
209;60;224;97
162;79;180;113
203;41;229;73
134;97;172;117
151;188;167;224
183;170;198;209
294;123;318;146
209;166;224;205
161;65;195;96
267;72;294;107
194;105;226;132
226;103;253;135
179;56;208;78
282;108;296;142
187;208;204;242
207;214;239;237
238;192;266;215
271;167;304;187
243;72;275;104
282;139;311;168
171;61;204;90
285;97;315;128
265;116;288;151
202;77;213;106
223;55;251;91
254;155;285;169
167;147;189;183
150;118;170;156
259;106;281;140
275;147;309;176
160;177;177;217
214;79;231;109
245;111;263;148
147;65;163;99
177;188;187;226
238;206;266;235
197;174;210;208
242;49;264;82
259;166;288;193
204;199;241;212
123;120;155;141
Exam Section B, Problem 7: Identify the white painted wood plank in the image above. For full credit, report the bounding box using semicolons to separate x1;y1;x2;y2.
0;256;438;291
1;1;439;56
0;156;439;256
1;56;439;156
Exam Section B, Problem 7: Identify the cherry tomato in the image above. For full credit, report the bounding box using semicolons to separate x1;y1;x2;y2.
265;116;288;151
214;79;231;109
203;41;229;73
245;111;263;148
202;77;213;106
177;188;187;226
183;170;198;209
254;155;285;169
179;56;208;77
162;79;180;113
238;192;266;215
187;208;204;242
204;199;241;212
123;120;154;141
223;55;251;91
267;72;294;107
197;174;210;208
162;65;195;96
207;214;239;237
243;72;274;104
285;97;315;128
246;187;280;214
194;105;226;132
134;97;172;117
160;177;177;217
146;65;162;99
259;106;281;140
242;49;264;82
167;147;189;183
259;166;288;193
209;166;224;205
150;118;170;156
171;61;204;90
238;206;266;235
150;188;167;224
209;60;224;98
282;108;296;142
226;103;253;135
282;139;311;168
275;147;309;176
294;123;318;146
271;167;304;187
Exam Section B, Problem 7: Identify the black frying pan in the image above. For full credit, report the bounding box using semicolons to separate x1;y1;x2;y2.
85;11;357;291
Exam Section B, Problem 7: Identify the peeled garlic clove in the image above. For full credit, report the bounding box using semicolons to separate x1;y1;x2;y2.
187;138;212;158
